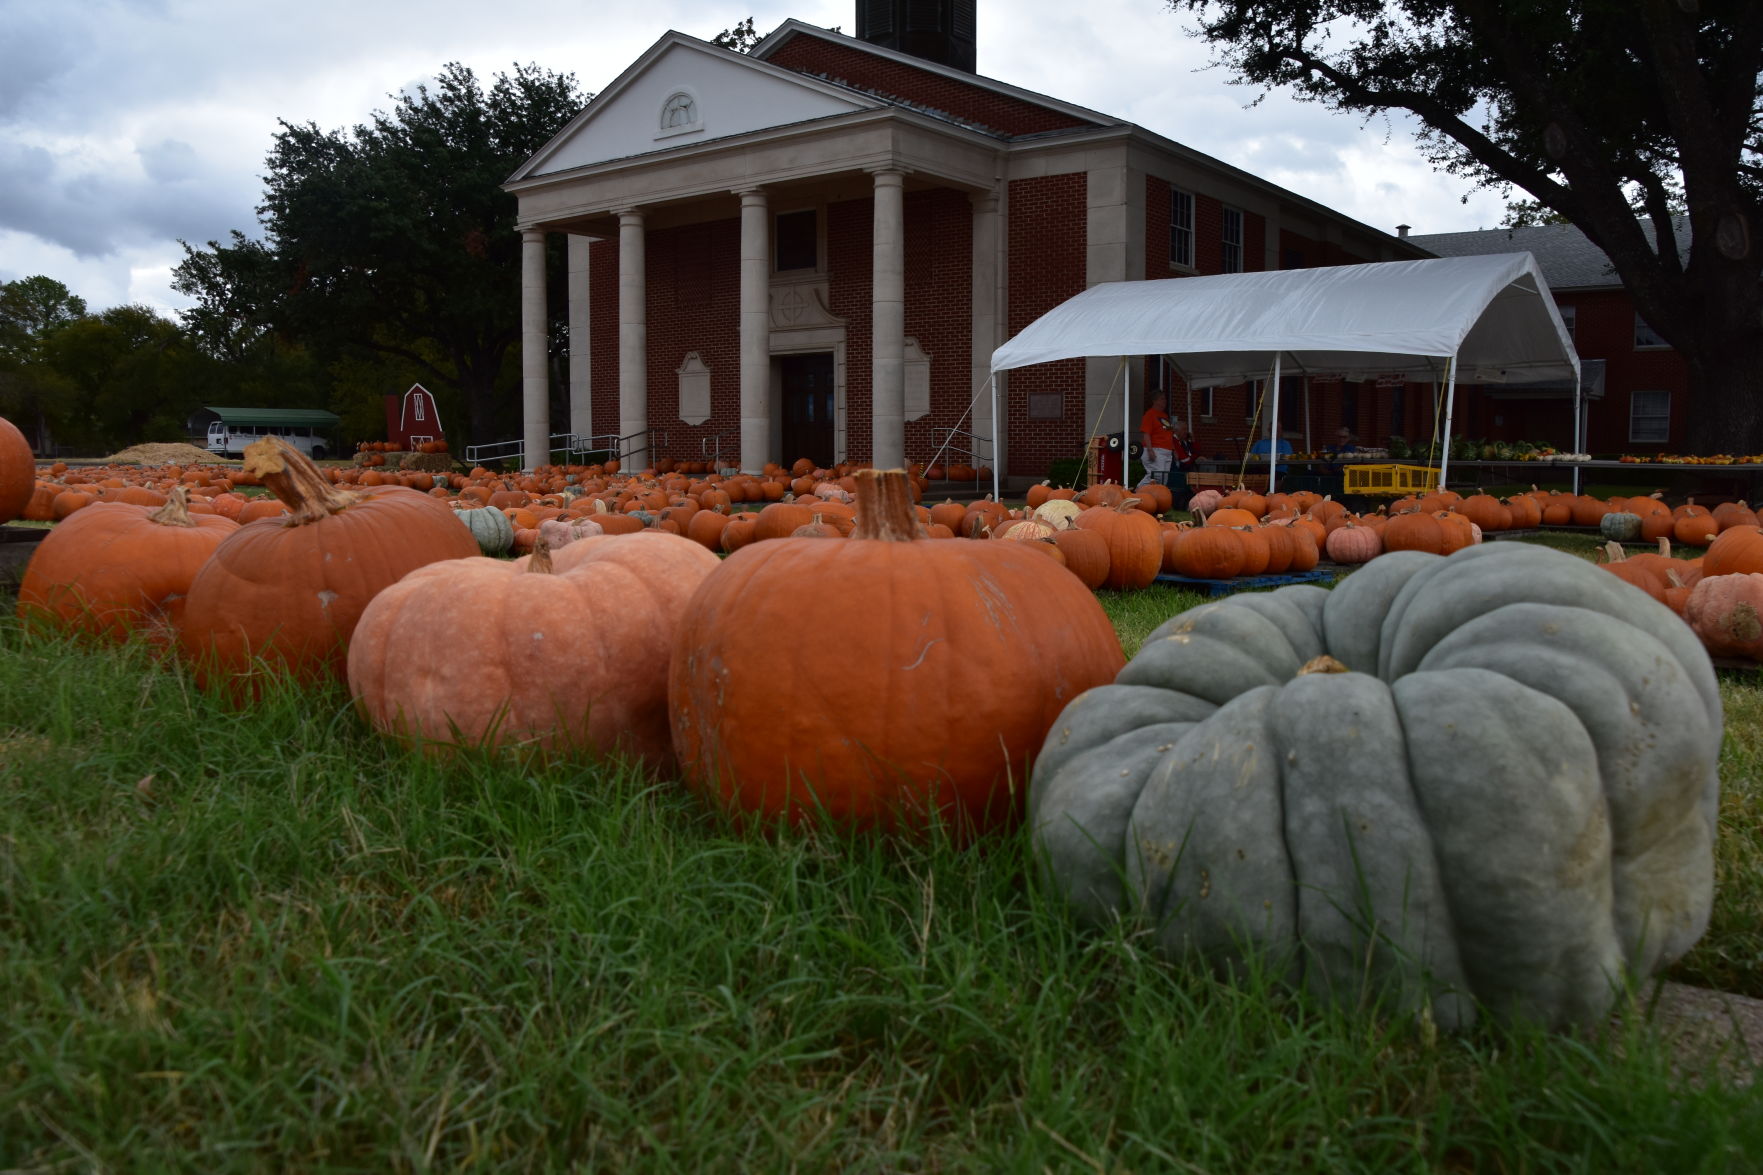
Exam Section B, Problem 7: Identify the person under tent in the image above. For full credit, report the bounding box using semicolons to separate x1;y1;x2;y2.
1247;424;1294;473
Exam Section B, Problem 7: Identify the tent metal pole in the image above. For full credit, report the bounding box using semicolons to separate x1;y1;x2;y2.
1438;356;1459;492
1269;352;1283;490
1122;357;1131;485
1184;366;1192;452
990;374;1001;502
1303;375;1312;453
1571;372;1583;496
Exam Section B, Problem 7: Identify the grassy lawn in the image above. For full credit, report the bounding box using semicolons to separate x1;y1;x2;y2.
2;543;1760;1169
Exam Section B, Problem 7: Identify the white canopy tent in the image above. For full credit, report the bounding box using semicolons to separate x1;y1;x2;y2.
987;254;1580;497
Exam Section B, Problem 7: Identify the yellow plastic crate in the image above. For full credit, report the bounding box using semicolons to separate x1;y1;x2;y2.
1344;463;1441;497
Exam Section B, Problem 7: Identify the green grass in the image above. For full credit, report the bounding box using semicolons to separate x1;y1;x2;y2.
2;568;1761;1169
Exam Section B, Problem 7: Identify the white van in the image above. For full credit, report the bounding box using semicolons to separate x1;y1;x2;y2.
206;421;331;461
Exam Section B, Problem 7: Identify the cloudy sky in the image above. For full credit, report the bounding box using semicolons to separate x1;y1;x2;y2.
1;0;1512;318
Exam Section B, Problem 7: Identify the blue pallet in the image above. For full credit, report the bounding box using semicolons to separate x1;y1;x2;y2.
1153;568;1337;596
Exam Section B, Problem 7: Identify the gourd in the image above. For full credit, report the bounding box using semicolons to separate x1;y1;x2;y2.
0;415;32;523
1072;499;1163;589
1684;573;1763;660
455;504;515;554
669;468;1125;835
349;532;718;771
1029;543;1720;1029
179;438;481;690
16;487;239;641
1599;512;1643;543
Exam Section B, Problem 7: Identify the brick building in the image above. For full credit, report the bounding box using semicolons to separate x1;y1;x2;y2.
505;5;1429;481
1409;222;1692;455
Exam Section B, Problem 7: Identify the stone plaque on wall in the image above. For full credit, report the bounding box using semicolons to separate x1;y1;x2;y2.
903;337;930;421
1028;392;1063;420
677;352;711;425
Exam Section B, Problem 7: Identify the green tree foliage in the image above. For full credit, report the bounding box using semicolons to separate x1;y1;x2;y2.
712;17;762;52
1169;0;1763;453
175;62;585;444
0;277;89;450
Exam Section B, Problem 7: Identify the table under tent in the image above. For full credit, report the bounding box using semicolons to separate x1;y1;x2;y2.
984;254;1582;500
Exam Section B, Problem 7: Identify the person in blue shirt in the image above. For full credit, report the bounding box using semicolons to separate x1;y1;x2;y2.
1247;428;1294;472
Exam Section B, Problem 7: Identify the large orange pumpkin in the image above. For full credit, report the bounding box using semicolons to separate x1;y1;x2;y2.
16;488;239;642
668;468;1125;835
1072;500;1163;590
1703;525;1763;577
0;414;34;523
348;532;719;772
179;438;480;690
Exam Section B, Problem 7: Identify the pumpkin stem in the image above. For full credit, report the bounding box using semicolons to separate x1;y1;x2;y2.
244;437;359;526
528;539;554;574
1602;540;1626;564
851;469;921;542
1658;537;1672;558
147;485;198;528
1114;498;1142;514
1298;654;1351;676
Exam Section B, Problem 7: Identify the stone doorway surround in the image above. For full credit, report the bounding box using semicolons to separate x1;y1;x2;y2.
768;271;848;464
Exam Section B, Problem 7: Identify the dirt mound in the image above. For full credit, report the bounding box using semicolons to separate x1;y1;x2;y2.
103;442;237;465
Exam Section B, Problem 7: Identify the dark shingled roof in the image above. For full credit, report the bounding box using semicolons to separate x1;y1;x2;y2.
1409;219;1690;291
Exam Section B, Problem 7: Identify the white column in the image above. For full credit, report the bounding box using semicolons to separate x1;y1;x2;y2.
738;189;771;474
617;209;648;463
566;234;592;443
520;229;548;471
970;189;1001;473
871;169;907;469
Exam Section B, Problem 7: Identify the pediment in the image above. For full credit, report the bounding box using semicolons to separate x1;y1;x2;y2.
514;34;877;181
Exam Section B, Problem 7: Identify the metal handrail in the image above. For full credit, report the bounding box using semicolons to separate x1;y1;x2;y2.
566;432;625;461
701;427;740;471
463;428;678;469
922;426;993;483
462;437;528;465
618;428;664;466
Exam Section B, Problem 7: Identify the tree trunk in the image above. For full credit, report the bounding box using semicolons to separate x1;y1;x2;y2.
1680;330;1763;457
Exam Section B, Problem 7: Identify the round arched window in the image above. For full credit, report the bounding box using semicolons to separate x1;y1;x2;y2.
660;92;698;130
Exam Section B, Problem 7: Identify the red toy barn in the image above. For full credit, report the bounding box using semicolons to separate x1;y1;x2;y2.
384;384;445;450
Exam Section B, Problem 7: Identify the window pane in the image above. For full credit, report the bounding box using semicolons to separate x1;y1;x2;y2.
1634;314;1668;349
1222;208;1243;273
1170;188;1193;268
1629;390;1670;443
776;210;817;271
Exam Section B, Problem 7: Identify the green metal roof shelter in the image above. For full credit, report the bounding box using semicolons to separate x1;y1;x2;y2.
189;407;341;429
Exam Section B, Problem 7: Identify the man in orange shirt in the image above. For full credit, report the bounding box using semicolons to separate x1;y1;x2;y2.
1140;392;1178;494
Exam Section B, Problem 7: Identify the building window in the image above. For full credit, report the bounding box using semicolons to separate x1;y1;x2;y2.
1341;383;1358;432
657;90;703;139
1634;314;1669;349
1222;208;1244;273
661;93;697;129
412;397;425;422
775;209;817;271
1558;304;1576;339
1169;188;1194;269
1630;390;1670;443
1195;386;1214;422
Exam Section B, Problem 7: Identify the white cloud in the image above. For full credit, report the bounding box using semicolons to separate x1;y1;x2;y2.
3;0;1503;313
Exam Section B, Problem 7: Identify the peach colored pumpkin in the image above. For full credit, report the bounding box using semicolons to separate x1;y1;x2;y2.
348;531;719;772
